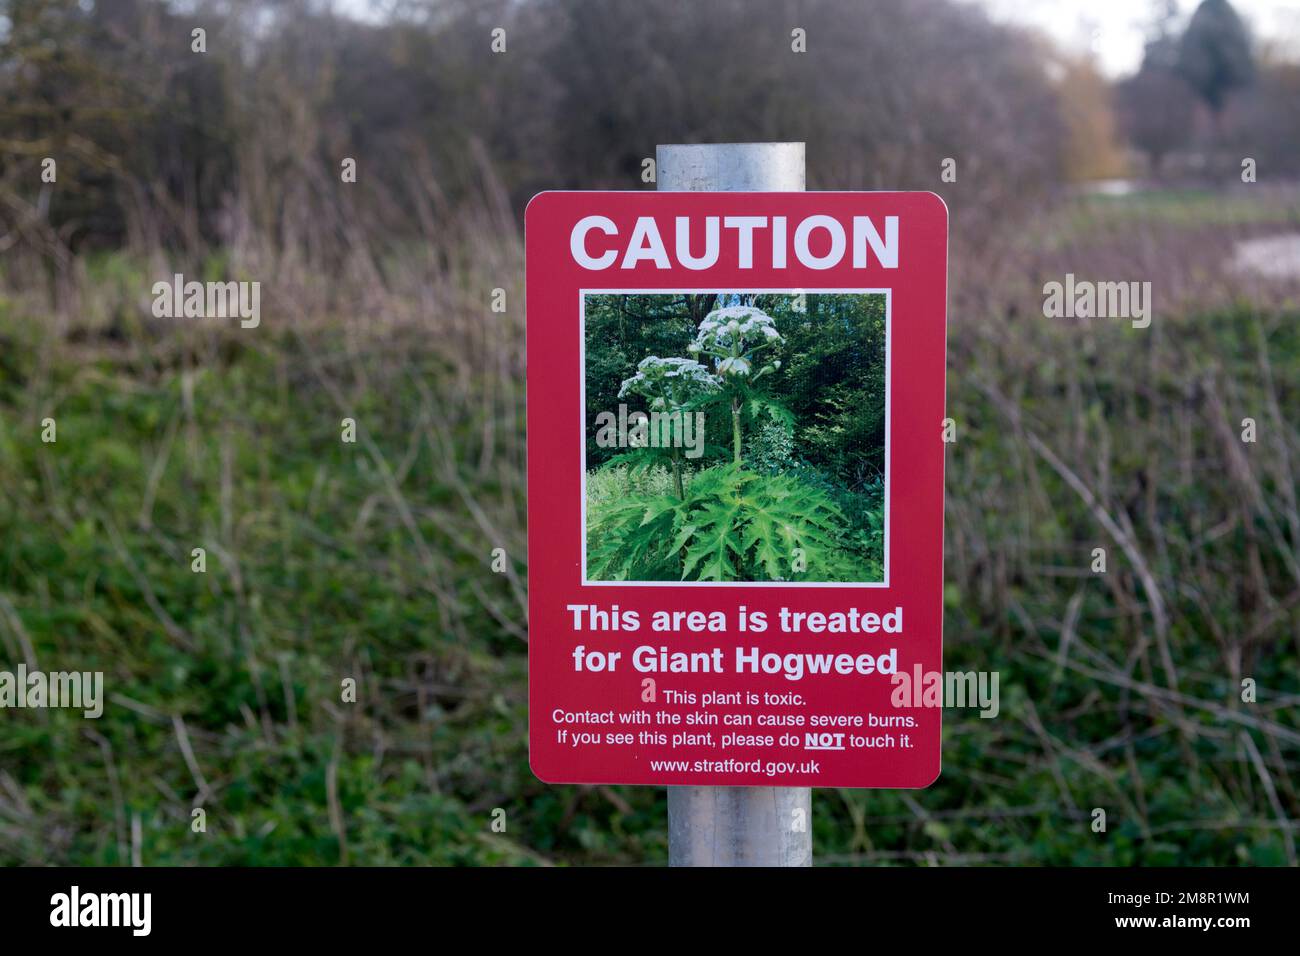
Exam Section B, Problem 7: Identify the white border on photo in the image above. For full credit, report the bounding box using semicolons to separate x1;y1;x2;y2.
579;287;891;588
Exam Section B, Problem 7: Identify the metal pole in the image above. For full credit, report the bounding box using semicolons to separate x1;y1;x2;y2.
657;141;812;868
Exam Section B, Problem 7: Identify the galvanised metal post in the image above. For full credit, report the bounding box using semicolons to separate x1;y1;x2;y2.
657;142;812;867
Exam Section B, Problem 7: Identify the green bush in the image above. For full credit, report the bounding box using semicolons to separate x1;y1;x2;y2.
586;462;880;582
585;463;685;509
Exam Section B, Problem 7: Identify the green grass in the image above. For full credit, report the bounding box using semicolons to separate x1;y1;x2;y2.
0;317;561;864
1072;187;1299;227
1029;186;1300;254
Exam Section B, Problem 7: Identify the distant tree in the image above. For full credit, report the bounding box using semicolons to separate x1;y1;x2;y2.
1116;36;1197;176
1056;55;1128;181
1177;0;1254;126
1231;57;1300;176
1;0;1072;269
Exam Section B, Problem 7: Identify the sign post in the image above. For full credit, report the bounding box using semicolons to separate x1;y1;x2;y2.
659;143;812;867
525;143;949;868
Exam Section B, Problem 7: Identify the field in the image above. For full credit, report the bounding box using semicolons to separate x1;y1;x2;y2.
1;188;1299;865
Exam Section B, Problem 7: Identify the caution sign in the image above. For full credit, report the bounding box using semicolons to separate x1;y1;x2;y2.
526;191;948;787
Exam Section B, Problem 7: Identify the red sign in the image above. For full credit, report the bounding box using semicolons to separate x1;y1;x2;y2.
526;191;948;787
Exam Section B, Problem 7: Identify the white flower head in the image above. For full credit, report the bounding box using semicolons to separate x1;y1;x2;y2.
691;305;784;378
618;355;720;404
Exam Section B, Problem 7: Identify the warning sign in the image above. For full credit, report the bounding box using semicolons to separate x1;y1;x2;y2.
526;191;948;787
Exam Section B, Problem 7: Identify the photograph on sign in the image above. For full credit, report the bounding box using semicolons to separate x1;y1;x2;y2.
582;290;888;586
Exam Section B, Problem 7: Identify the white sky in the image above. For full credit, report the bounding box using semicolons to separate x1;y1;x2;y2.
974;0;1300;75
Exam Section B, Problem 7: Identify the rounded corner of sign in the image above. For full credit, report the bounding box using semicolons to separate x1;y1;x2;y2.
527;750;562;786
524;190;560;219
918;190;950;222
916;763;943;790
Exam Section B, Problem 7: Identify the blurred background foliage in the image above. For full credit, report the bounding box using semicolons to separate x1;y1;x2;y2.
0;0;1298;865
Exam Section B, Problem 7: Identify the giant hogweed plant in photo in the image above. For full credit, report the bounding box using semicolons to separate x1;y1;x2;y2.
616;355;720;497
586;297;886;583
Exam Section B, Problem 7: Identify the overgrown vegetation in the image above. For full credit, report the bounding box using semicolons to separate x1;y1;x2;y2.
1;187;1297;864
588;462;879;583
1;0;1298;868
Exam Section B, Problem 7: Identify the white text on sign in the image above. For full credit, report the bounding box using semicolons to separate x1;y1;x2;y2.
569;214;900;271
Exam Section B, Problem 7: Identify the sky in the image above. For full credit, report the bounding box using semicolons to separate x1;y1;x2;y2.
974;0;1300;76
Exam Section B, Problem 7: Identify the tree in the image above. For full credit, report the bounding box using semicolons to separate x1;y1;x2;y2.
1232;58;1300;175
1116;37;1197;176
1177;0;1254;126
1056;54;1128;181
